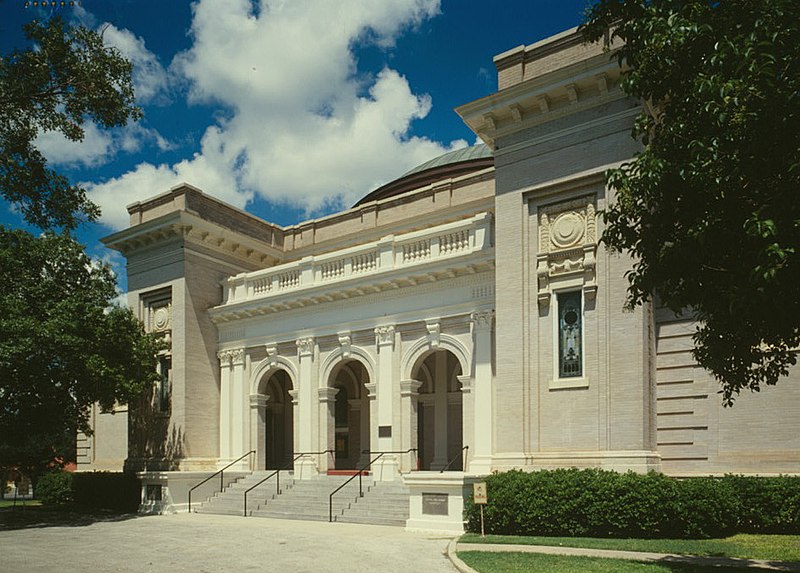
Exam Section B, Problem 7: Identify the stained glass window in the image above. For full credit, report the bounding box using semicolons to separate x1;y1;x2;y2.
558;291;582;378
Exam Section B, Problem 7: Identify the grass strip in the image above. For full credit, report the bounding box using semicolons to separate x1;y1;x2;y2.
459;533;800;562
457;551;776;573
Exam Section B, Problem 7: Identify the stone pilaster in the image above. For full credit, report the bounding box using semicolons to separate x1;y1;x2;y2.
470;310;494;474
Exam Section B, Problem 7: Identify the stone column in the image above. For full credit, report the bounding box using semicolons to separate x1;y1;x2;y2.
374;325;399;480
250;394;268;470
318;387;338;474
400;379;423;472
217;351;233;465
229;348;248;468
432;350;449;470
295;337;317;478
470;310;495;474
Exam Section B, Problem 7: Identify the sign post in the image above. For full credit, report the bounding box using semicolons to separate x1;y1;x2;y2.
473;482;487;537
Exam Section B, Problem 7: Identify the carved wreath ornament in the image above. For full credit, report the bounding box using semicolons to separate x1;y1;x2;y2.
537;197;597;306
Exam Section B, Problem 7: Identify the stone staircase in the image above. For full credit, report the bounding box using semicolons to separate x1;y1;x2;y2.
194;472;410;527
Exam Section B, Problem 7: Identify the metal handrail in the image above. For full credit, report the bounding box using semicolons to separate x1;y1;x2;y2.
440;445;469;473
328;448;417;523
188;450;255;513
243;449;333;517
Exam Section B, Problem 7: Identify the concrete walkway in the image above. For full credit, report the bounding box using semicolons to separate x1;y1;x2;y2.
0;513;457;573
448;540;800;572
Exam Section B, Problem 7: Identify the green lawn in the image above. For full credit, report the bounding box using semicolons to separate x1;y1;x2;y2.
460;533;800;562
458;551;776;573
0;499;41;508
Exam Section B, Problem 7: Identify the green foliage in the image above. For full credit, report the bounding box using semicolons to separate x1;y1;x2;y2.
0;228;163;477
72;472;140;511
725;475;800;534
0;17;140;231
36;470;73;505
581;0;800;404
464;470;800;539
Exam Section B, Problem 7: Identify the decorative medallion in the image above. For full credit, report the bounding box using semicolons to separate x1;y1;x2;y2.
537;196;597;306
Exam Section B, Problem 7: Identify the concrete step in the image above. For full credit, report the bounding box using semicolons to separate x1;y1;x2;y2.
197;473;411;527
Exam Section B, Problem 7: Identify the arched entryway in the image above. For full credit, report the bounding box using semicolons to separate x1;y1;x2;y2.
414;350;463;470
328;360;370;470
259;369;294;470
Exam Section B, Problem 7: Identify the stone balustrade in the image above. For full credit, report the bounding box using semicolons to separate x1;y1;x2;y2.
221;212;492;305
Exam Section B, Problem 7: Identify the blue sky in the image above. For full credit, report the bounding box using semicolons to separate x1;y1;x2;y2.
1;0;589;290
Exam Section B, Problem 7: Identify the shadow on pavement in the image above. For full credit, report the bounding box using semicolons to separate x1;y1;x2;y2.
0;506;145;531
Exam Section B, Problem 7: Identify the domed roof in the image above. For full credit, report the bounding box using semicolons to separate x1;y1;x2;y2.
354;144;493;207
400;144;492;177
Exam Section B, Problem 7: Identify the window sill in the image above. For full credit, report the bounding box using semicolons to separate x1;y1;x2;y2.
549;377;589;390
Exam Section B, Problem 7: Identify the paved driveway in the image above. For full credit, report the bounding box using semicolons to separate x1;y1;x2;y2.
0;513;458;572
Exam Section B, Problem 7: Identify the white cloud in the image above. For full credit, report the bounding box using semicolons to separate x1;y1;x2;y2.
101;23;171;106
88;0;468;230
36;122;172;169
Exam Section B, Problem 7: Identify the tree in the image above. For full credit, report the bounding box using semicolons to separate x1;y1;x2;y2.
0;230;163;478
0;17;140;231
0;17;159;478
581;0;800;404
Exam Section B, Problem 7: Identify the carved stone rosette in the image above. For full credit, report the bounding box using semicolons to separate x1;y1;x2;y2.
537;196;597;306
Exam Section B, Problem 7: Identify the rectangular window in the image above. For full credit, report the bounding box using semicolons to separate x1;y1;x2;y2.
558;291;582;378
157;356;171;412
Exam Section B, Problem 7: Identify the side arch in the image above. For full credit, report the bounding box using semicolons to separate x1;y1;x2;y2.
249;354;299;396
401;334;472;381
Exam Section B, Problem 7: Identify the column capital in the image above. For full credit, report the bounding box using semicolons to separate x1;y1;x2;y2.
318;387;339;403
374;325;395;347
217;350;232;367
296;337;315;357
217;348;245;366
400;379;423;397
250;394;269;408
288;389;299;405
457;374;473;394
471;309;495;330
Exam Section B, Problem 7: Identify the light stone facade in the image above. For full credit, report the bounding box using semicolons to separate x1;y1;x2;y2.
86;27;799;524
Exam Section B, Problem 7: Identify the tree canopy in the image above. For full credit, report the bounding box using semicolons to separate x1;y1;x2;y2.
581;0;799;404
0;17;159;477
0;17;140;231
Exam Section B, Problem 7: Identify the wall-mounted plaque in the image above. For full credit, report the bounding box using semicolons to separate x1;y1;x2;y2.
422;493;448;515
378;425;392;438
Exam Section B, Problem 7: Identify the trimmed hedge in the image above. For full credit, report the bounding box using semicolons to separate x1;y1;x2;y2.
37;471;140;511
464;469;800;539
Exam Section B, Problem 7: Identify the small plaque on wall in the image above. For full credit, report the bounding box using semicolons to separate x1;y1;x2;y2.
422;493;448;515
378;425;392;438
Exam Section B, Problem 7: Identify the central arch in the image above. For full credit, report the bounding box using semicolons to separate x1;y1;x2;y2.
256;369;294;470
327;360;371;470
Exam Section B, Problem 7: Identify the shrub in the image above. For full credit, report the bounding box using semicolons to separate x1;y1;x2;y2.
36;470;73;505
72;472;140;512
464;469;797;539
724;475;800;534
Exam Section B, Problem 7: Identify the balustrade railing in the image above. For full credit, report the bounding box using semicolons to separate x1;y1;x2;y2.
221;212;492;306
